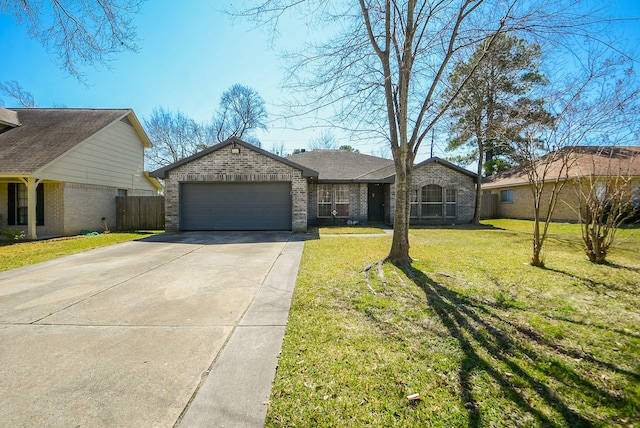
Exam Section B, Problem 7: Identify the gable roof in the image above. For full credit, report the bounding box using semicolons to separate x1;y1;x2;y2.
286;150;395;182
150;137;318;179
0;108;150;176
483;146;640;189
414;156;478;181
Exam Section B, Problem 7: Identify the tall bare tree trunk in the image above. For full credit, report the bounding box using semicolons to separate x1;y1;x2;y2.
388;147;415;266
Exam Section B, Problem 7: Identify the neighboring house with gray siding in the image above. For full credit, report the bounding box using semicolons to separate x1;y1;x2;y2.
151;140;477;231
0;107;161;239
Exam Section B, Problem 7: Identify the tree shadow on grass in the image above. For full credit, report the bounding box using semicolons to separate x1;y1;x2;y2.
397;264;638;428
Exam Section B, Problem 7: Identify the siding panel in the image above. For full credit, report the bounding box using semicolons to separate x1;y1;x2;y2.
39;120;155;192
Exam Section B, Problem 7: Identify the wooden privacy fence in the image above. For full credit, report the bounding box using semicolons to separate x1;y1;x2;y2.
480;193;499;219
116;196;165;231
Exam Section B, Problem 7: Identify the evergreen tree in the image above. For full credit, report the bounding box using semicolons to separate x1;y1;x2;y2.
446;32;550;224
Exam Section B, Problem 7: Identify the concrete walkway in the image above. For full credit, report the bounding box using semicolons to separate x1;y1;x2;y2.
0;232;304;427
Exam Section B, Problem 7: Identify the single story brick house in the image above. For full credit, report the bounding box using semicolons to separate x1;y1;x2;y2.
0;107;161;239
483;146;640;222
151;138;477;231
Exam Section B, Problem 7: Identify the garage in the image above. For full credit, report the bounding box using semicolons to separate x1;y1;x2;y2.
180;182;292;231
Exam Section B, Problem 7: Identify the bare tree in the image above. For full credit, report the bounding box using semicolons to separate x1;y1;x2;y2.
508;57;640;267
214;84;268;146
237;0;613;266
144;107;213;171
270;142;287;156
309;130;338;150
577;147;640;264
0;81;36;107
2;0;141;80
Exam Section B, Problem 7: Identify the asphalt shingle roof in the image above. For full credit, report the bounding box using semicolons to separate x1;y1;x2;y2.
286;150;395;182
0;108;132;175
483;146;640;188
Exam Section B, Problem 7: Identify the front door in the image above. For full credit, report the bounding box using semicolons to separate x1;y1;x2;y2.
367;184;385;222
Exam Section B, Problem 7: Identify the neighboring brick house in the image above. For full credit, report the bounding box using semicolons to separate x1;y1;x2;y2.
0;107;161;239
151;140;477;232
483;146;640;222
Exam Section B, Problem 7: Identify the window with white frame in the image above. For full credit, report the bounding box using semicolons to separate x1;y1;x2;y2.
422;184;443;217
501;189;514;203
318;184;333;217
317;184;350;217
445;189;457;217
410;185;459;219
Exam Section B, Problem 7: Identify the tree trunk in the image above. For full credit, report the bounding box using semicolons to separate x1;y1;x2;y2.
531;215;544;267
387;150;414;266
472;141;484;225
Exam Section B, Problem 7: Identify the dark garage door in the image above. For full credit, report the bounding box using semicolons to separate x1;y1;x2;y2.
180;182;292;231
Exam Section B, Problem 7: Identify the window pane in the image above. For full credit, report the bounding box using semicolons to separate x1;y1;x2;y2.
17;184;28;225
422;185;443;217
410;189;418;218
445;189;456;217
423;185;443;202
594;181;607;201
335;185;349;203
446;189;456;203
334;185;349;217
318;185;333;203
425;204;442;217
318;204;333;217
633;182;640;207
335;204;349;217
501;189;514;202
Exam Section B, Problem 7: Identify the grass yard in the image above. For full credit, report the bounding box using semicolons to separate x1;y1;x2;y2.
318;226;387;235
266;220;640;427
0;232;159;272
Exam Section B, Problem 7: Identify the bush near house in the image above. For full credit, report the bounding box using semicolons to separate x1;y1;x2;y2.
266;220;640;427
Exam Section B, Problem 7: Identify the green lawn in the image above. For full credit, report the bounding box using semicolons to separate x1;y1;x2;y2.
319;226;387;235
266;220;640;427
0;232;159;272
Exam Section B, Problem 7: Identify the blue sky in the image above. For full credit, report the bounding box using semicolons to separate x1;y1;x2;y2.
1;1;639;162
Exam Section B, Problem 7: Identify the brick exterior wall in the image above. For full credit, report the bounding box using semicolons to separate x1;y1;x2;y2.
307;182;368;225
163;144;308;232
486;180;599;222
389;162;476;225
0;182;156;238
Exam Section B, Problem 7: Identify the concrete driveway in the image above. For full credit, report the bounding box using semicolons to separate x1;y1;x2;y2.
0;231;304;427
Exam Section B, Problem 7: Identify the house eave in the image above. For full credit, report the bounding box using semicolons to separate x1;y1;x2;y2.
150;137;319;179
